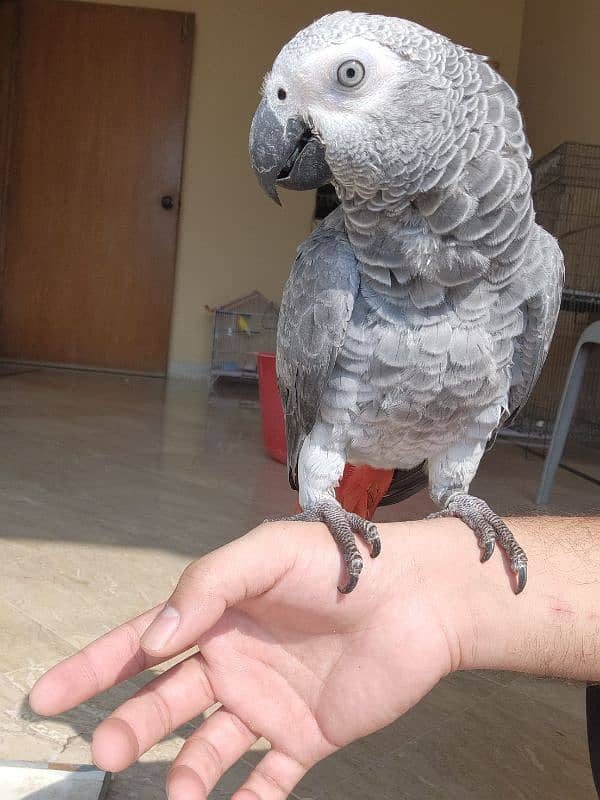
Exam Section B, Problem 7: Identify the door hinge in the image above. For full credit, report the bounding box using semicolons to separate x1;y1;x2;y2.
181;14;193;41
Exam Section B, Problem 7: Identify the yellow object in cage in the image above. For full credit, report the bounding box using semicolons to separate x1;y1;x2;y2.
237;315;251;335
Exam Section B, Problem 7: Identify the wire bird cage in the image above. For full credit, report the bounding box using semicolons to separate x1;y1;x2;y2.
207;291;278;387
508;142;600;448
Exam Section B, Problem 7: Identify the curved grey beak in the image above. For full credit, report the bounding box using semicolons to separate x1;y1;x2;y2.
249;97;332;205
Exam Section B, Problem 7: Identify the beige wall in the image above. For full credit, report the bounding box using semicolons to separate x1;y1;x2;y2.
517;0;600;160
82;0;525;368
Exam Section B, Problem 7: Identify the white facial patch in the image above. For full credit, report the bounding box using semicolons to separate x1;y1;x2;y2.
298;38;400;114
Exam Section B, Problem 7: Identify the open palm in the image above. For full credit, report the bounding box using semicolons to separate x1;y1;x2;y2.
30;522;457;800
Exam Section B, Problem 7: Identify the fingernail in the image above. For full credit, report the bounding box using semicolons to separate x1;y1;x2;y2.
141;605;180;652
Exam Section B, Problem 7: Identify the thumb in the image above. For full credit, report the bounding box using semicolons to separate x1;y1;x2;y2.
140;522;293;657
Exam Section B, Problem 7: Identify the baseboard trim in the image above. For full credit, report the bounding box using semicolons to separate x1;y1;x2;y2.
0;358;163;378
167;360;210;381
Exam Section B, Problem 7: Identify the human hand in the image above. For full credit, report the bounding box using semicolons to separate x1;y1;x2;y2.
29;519;467;799
30;513;600;798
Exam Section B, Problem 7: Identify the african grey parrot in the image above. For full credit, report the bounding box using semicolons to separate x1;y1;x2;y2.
249;12;564;594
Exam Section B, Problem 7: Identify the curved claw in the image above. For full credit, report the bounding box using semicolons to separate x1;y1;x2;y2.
480;539;495;562
370;539;381;559
338;555;363;594
514;563;528;594
338;573;359;594
368;528;381;559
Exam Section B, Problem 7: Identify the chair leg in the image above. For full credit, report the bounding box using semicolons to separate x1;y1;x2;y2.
536;344;589;505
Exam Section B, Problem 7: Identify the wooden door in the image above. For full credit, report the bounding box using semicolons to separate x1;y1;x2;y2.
0;0;194;374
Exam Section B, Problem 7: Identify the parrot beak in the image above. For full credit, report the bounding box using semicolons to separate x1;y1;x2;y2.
249;97;332;205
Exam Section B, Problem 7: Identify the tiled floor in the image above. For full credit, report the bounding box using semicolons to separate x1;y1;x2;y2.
0;369;598;799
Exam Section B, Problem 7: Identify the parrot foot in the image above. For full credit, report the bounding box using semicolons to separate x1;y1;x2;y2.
428;493;527;594
266;501;380;594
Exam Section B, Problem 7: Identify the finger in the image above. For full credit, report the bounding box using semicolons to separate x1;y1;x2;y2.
230;750;308;800
140;523;297;658
30;605;167;716
92;652;215;772
166;708;257;799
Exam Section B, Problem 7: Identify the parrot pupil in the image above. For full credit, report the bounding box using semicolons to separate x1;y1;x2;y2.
337;60;364;87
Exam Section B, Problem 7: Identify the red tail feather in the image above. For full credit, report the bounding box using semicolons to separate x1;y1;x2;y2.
336;465;395;521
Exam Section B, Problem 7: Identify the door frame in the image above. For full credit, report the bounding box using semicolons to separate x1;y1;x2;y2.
0;0;20;298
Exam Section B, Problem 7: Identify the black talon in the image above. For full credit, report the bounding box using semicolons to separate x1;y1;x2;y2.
481;539;495;562
369;535;381;559
338;574;360;594
338;554;364;594
515;563;527;594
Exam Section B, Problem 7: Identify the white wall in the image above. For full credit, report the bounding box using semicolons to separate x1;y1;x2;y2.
517;0;600;159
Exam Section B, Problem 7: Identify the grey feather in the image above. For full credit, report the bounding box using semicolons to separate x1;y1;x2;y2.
503;228;564;427
276;207;359;489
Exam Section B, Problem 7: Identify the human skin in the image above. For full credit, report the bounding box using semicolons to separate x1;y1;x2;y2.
29;516;600;800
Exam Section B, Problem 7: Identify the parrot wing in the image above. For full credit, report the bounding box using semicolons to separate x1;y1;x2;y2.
277;209;359;490
503;227;564;429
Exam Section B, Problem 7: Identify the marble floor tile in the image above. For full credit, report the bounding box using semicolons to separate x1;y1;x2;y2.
340;679;595;800
0;369;597;799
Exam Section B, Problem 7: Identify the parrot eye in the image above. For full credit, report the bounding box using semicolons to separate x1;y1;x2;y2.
277;88;287;100
337;60;365;88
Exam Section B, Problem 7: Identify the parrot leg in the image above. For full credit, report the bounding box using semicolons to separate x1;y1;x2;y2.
267;500;381;594
271;428;381;592
428;493;528;594
428;434;527;594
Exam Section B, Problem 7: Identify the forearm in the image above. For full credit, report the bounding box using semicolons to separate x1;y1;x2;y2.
424;515;600;681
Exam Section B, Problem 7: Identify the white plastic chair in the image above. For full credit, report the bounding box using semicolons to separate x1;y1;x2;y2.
536;321;600;505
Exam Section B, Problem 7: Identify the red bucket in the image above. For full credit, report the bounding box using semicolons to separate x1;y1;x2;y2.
257;352;287;465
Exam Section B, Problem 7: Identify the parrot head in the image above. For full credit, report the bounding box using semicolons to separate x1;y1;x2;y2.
249;11;486;204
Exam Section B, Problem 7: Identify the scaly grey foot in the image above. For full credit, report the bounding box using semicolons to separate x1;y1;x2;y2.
266;501;381;593
428;493;527;594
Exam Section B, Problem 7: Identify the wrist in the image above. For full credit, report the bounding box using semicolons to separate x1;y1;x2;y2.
411;517;485;673
412;514;600;681
469;514;600;680
381;517;486;675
